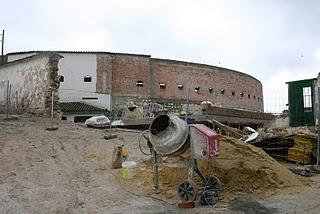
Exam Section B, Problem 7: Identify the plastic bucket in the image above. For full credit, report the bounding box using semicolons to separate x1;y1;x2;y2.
121;161;137;179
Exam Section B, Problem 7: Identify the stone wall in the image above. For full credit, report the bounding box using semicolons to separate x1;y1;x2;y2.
108;55;263;114
0;54;62;115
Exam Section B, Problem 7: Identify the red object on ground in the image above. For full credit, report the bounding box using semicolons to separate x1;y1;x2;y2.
178;202;195;209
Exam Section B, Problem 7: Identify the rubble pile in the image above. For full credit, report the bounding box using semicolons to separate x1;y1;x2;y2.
254;128;318;164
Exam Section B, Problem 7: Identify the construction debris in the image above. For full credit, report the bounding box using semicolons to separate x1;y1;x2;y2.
211;120;318;165
288;134;317;164
290;165;313;177
208;120;246;138
240;127;259;143
111;145;130;169
85;115;110;128
253;134;317;165
104;133;118;140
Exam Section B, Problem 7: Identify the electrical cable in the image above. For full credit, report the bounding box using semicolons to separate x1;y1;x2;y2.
138;130;151;156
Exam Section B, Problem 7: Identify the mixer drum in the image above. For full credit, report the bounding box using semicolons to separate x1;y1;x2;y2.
149;114;189;155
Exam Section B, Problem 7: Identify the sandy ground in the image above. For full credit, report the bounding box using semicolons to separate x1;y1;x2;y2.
0;116;319;213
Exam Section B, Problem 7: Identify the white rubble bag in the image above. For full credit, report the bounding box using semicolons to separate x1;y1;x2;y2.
85;116;110;128
111;120;125;126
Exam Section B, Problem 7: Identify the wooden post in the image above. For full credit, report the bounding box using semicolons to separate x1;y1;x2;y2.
1;30;4;66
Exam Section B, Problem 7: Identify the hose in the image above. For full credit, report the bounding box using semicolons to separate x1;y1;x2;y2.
139;130;151;156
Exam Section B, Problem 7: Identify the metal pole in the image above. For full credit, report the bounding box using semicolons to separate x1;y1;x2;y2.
6;80;9;119
8;83;11;118
51;90;54;129
108;94;112;136
317;87;320;166
152;149;160;193
1;30;4;65
185;88;190;121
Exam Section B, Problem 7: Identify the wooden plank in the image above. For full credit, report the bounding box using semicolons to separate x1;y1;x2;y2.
208;119;246;138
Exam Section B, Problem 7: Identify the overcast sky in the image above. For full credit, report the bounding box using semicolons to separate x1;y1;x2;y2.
1;0;320;112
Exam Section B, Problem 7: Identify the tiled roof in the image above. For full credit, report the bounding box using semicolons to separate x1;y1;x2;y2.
60;102;106;113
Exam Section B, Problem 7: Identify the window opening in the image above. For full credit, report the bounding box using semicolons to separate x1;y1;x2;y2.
303;86;312;109
59;75;64;82
84;75;92;82
194;86;200;93
159;83;166;89
136;80;144;87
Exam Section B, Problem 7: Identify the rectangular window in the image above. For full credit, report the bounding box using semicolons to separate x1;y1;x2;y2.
84;75;92;82
159;83;166;89
303;86;312;108
82;97;98;100
194;86;200;93
136;80;144;87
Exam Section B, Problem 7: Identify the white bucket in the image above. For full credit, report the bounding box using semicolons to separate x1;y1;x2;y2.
121;161;137;179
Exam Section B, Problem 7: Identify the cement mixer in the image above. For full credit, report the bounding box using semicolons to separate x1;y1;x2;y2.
140;114;221;207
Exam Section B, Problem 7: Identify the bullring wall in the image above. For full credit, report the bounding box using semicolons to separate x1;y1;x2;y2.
150;58;263;111
111;54;151;97
107;54;263;112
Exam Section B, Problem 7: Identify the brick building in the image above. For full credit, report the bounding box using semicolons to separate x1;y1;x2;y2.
6;51;265;123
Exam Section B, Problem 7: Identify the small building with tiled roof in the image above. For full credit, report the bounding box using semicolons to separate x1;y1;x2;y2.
60;102;107;122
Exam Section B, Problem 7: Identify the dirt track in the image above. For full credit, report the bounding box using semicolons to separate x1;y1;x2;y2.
0;116;319;213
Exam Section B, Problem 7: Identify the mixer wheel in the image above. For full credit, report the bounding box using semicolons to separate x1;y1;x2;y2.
200;175;222;206
177;180;198;203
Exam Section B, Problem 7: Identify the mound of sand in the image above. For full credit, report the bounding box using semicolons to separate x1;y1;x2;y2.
124;136;305;200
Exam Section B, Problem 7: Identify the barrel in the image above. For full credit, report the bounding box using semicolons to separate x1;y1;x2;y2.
149;114;189;155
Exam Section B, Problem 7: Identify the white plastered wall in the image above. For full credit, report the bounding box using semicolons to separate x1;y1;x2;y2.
7;52;111;111
57;53;111;110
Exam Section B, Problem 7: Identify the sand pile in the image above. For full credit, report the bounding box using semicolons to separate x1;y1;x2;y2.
127;136;305;199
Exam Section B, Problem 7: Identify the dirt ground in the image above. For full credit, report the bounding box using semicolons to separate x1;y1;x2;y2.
0;116;320;213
